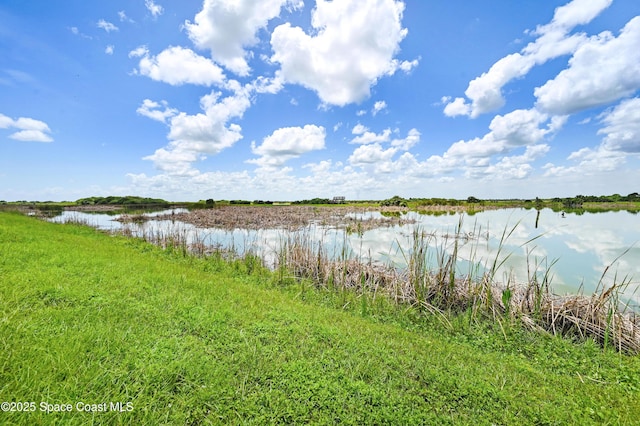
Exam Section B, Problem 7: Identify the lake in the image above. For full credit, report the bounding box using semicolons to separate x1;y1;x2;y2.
50;207;640;308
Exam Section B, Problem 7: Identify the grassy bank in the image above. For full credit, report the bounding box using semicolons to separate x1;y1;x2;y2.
1;212;639;424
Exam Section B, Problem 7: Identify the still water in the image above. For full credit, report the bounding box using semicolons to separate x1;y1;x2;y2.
51;208;640;307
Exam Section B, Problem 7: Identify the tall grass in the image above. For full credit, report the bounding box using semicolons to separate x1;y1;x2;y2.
271;216;640;353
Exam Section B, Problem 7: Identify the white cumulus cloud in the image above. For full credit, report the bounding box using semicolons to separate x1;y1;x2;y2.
185;0;302;76
419;108;562;180
391;128;420;151
97;19;118;33
446;109;553;159
470;144;550;180
145;0;164;18
599;97;640;153
350;127;392;145
443;0;613;118
130;45;226;86
248;124;326;169
0;113;53;142
270;0;413;106
372;100;387;116
535;16;640;115
443;97;470;117
349;143;398;166
352;124;368;135
136;99;178;123
542;97;640;177
544;146;626;177
488;108;553;147
142;88;251;175
0;114;12;128
118;11;135;23
348;127;420;174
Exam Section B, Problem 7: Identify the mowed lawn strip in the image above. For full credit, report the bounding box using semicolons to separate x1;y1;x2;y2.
0;212;638;425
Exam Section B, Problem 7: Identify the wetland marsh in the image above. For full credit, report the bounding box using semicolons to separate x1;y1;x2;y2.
49;204;640;307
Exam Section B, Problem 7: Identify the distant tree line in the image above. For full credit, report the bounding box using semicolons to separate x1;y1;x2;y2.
552;193;639;208
292;198;331;205
7;193;634;208
76;196;170;206
556;193;639;203
380;196;484;207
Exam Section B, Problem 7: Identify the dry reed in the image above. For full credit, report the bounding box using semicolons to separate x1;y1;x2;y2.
273;221;640;354
153;205;415;232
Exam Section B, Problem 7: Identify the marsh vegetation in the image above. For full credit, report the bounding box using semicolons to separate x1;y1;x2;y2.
47;204;640;354
148;204;415;231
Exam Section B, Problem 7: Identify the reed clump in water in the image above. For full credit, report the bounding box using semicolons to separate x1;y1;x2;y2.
275;231;398;293
119;222;200;258
118;222;261;268
535;289;639;353
155;205;414;232
50;212;95;227
116;213;151;223
273;221;640;354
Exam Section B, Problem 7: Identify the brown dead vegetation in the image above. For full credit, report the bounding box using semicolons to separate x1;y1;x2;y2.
275;228;640;354
145;205;415;232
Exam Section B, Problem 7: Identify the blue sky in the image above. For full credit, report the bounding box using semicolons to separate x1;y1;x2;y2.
1;0;639;202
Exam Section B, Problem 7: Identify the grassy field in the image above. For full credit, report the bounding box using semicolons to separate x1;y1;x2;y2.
1;211;639;425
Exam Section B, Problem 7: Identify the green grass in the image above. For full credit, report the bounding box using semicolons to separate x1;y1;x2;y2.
1;211;639;425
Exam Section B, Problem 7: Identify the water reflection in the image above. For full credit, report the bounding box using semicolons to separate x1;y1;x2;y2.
50;208;189;229
48;207;639;306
